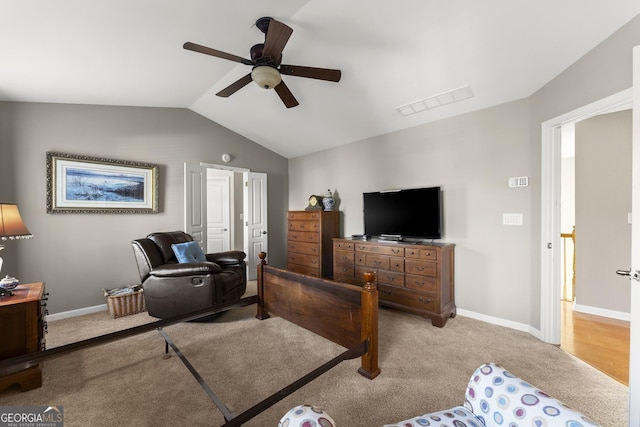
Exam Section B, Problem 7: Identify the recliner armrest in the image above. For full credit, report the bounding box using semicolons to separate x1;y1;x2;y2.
206;250;247;266
150;262;222;277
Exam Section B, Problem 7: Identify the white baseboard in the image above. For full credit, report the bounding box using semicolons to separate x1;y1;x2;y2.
456;308;543;340
573;303;630;322
47;304;108;321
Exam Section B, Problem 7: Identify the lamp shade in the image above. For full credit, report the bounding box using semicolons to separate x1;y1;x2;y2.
0;204;33;240
251;65;282;89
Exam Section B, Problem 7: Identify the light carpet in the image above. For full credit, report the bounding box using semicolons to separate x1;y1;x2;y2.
0;282;628;426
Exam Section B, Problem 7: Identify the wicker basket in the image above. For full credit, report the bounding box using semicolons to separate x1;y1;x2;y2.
105;286;146;318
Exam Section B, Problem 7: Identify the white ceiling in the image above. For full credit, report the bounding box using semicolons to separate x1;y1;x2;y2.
2;1;639;158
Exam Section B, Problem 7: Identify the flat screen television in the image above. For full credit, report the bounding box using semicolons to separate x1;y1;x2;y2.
363;186;442;240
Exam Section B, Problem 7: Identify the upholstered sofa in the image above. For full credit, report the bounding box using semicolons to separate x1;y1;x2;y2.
132;231;247;319
384;362;600;427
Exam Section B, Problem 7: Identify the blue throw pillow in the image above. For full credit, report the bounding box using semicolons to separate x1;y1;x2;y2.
171;241;207;263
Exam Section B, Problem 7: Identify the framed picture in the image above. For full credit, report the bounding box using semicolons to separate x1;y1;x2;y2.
46;152;159;214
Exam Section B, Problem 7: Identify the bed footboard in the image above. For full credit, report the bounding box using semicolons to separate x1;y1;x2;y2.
256;252;380;379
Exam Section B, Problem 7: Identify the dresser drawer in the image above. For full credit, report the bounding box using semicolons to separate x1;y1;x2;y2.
288;211;322;220
334;240;354;251
287;263;321;278
378;284;437;312
288;220;320;232
377;270;405;287
334;250;354;265
288;252;320;268
365;254;390;270
334;264;355;277
405;259;437;277
288;231;320;243
388;257;404;272
406;247;438;261
288;241;320;256
355;244;404;257
405;274;437;293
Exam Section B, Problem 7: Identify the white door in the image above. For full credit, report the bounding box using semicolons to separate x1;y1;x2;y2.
184;162;207;249
244;172;268;280
628;44;640;427
207;174;231;252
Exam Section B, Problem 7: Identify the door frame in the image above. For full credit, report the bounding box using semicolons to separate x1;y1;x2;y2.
185;162;269;281
540;88;632;344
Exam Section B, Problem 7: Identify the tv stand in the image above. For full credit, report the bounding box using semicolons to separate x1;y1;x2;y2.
333;238;455;327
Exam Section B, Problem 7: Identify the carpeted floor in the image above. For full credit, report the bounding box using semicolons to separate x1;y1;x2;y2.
0;282;629;426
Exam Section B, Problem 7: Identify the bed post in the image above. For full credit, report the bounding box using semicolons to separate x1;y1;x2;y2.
358;271;380;379
256;251;270;320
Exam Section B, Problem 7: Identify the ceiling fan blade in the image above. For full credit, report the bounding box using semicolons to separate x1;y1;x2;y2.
216;73;253;97
279;64;341;82
184;42;254;66
274;81;299;108
262;19;293;62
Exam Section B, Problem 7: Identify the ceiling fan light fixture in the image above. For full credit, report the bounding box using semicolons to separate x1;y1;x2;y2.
251;65;281;90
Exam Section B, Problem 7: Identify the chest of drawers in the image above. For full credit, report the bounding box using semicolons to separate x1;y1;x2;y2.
287;211;340;278
0;282;47;392
334;238;455;327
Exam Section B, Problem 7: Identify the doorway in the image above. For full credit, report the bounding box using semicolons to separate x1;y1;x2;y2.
540;88;632;344
184;162;268;280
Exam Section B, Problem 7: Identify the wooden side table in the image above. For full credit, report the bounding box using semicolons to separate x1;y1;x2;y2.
0;282;46;392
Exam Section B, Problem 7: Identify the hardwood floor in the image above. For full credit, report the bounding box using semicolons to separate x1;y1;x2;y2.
561;301;630;385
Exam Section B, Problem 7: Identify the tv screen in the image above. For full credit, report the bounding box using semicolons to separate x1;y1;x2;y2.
363;186;442;240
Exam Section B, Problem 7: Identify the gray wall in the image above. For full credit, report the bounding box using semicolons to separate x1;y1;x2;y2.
0;102;289;314
290;99;534;324
575;110;632;312
290;14;640;329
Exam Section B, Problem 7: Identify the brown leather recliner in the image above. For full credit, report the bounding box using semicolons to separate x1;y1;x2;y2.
132;231;247;319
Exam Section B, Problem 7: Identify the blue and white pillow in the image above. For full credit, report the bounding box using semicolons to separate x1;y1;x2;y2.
171;241;206;263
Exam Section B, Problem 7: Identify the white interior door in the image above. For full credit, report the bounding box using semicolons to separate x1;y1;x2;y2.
628;44;640;427
244;172;268;280
206;173;231;252
184;162;207;249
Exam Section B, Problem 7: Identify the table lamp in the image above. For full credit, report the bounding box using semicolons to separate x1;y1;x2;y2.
0;204;33;283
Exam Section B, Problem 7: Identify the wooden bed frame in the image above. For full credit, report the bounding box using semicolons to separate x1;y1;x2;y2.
0;252;380;426
256;252;380;380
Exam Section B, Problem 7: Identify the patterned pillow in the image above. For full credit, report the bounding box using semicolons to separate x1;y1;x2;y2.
278;405;336;427
383;406;482;427
464;363;601;426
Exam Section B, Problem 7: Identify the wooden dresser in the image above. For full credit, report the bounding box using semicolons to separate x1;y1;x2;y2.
0;282;47;392
287;211;340;278
333;238;455;327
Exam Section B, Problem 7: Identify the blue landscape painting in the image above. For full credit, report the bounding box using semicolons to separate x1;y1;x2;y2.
65;167;145;202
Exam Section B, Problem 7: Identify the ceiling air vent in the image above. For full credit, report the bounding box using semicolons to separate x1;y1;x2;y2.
396;85;474;117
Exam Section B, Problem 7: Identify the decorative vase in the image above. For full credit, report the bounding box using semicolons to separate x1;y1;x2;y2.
322;189;335;211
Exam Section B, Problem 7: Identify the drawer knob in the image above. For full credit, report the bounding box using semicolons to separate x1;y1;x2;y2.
418;297;432;304
380;289;392;295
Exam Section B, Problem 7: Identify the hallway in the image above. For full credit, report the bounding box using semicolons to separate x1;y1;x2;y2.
561;301;630;385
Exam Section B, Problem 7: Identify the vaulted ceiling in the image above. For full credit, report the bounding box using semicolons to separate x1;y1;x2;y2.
2;1;639;158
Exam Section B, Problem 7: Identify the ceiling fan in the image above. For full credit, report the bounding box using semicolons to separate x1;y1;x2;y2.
183;17;342;108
